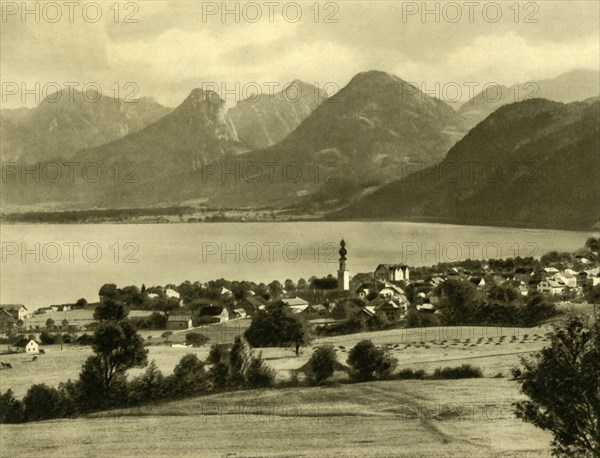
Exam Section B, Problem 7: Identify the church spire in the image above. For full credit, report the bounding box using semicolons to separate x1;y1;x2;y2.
338;238;350;290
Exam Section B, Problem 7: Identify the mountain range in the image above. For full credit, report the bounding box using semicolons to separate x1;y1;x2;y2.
333;97;600;230
1;69;598;230
458;69;600;127
0;91;172;162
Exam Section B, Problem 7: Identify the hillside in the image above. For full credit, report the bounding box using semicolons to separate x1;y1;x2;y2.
1;89;249;209
459;69;600;127
228;80;327;149
332;98;600;230
0;91;172;162
186;70;471;209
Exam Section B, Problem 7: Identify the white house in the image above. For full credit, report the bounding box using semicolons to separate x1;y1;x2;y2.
282;297;309;314
220;287;233;297
554;273;577;288
374;264;410;282
537;279;566;295
26;340;39;354
165;288;180;299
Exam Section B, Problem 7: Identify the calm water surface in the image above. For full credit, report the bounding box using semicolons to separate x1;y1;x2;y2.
0;222;594;308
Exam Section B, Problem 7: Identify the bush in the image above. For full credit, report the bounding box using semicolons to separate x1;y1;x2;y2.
347;340;398;381
432;364;483;379
161;331;173;339
62;334;72;344
404;311;441;328
0;389;24;423
127;361;165;405
76;334;93;345
185;332;209;347
307;345;337;384
246;354;275;389
167;354;209;398
13;336;28;347
39;331;56;345
22;384;67;421
396;368;426;380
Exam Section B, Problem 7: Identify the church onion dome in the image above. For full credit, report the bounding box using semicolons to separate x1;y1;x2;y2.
339;239;347;259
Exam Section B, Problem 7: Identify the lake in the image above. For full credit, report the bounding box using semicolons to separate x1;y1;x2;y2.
0;222;595;309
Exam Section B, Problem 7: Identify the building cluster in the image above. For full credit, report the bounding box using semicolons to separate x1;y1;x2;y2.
2;240;599;339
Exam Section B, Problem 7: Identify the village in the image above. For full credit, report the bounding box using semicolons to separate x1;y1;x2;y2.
1;238;598;356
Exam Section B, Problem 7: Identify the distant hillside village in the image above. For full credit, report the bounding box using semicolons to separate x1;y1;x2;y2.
1;238;599;343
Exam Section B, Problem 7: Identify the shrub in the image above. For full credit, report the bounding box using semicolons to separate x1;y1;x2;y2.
76;334;93;345
347;340;398;381
168;354;209;398
161;331;173;339
13;336;28;347
22;384;67;421
62;334;72;344
127;361;165;405
307;345;337;385
185;332;209;347
246;354;276;389
228;336;253;388
0;389;24;423
39;331;56;345
396;368;426;380
432;364;483;379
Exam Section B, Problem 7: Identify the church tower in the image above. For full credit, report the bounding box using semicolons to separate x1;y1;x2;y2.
337;239;350;291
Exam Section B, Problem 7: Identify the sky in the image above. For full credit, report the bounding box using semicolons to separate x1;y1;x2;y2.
1;0;599;108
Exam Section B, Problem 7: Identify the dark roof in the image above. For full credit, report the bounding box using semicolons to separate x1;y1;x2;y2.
0;304;27;311
376;264;408;270
199;306;225;316
241;296;267;307
0;309;16;322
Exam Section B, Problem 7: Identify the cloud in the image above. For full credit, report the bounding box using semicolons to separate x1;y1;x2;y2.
1;2;598;108
393;31;600;102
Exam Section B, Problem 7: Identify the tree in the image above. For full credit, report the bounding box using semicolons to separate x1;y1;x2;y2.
185;332;209;347
207;344;229;389
245;354;275;388
91;321;148;392
94;299;127;322
45;318;55;330
347;340;397;381
584;236;600;253
168;354;209;398
98;283;119;300
244;302;311;355
268;280;284;299
284;279;296;293
228;336;253;387
22;384;66;421
437;279;483;325
61;319;69;331
307;345;337;384
40;331;56;345
512;316;600;456
75;298;88;309
0;389;24;423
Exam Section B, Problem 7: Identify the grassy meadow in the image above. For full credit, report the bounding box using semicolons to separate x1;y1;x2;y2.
0;324;555;457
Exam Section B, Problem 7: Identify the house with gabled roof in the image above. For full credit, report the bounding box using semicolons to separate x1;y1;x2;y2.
537;279;566;295
0;304;28;320
282;297;309;314
0;309;17;330
374;264;410;282
166;316;193;330
238;295;267;316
